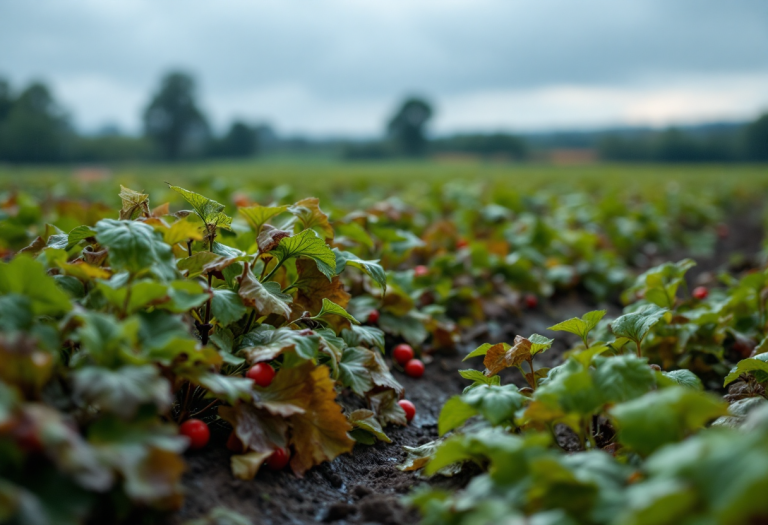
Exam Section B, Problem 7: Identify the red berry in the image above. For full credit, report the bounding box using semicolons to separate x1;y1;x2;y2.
367;309;380;323
404;359;425;378
717;224;729;239
398;399;416;423
456;239;469;249
247;363;276;387
693;286;709;300
267;447;290;471
180;419;210;450
226;431;245;453
393;344;414;366
414;265;429;277
524;294;538;309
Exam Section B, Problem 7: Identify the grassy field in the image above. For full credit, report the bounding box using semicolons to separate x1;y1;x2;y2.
2;161;768;206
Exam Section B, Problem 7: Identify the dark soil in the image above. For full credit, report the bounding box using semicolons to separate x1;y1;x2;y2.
172;214;764;525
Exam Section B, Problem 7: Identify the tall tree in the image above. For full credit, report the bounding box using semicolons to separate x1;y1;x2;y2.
143;72;209;160
744;113;768;161
387;97;433;157
0;81;71;163
213;121;258;158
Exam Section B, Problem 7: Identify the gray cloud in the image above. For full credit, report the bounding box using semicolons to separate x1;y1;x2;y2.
1;0;766;135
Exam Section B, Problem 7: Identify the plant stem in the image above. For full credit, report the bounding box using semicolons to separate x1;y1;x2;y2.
526;358;537;391
243;309;256;334
177;381;193;423
582;336;590;349
262;258;284;282
188;399;220;419
585;418;597;449
187;239;193;257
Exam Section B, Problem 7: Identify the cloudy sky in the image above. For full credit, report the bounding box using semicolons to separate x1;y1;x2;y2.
1;0;767;137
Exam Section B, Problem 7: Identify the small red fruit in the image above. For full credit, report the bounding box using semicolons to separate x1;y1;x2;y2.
398;399;416;423
267;447;290;471
414;265;429;277
404;359;425;378
247;363;276;387
367;309;380;323
233;193;250;207
226;431;245;453
693;287;709;300
180;419;210;450
393;344;414;366
524;294;538;309
456;239;469;249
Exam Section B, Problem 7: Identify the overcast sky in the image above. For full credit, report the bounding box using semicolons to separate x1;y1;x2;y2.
1;0;767;137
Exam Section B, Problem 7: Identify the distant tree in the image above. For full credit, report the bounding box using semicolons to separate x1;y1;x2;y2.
0;81;72;163
214;121;258;158
143;72;209;160
743;113;768;161
387;97;433;157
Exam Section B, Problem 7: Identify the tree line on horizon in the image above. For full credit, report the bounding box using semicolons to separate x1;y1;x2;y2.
0;71;766;164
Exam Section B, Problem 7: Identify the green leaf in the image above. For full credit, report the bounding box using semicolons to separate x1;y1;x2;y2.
458;369;495;385
72;365;172;419
348;409;391;443
723;354;768;386
438;396;477;436
464;343;508;361
341;324;385;352
462;383;526;425
237;263;292;319
269;229;336;280
95;219;176;280
118;185;150;220
168;184;232;229
211;289;247;326
67;225;97;248
662;369;704;390
529;334;554;355
338;347;375;395
0;256;71;316
534;359;602;416
161;280;210;313
592;355;656;404
239;205;288;235
548;310;606;341
610;387;727;456
334;249;387;293
611;304;668;344
312;298;360;325
237;326;320;363
190;372;254;404
97;279;169;315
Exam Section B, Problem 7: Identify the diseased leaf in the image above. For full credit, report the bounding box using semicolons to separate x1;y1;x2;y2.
237;262;292;319
164;217;204;245
219;403;288;458
369;389;407;426
119;185;150;220
288;197;333;240
348;409;391;443
231;451;272;480
258;363;354;476
484;336;532;377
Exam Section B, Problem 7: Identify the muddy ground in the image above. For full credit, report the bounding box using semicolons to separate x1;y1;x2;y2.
173;214;764;525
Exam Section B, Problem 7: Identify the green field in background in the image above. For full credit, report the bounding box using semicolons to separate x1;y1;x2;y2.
1;161;767;205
